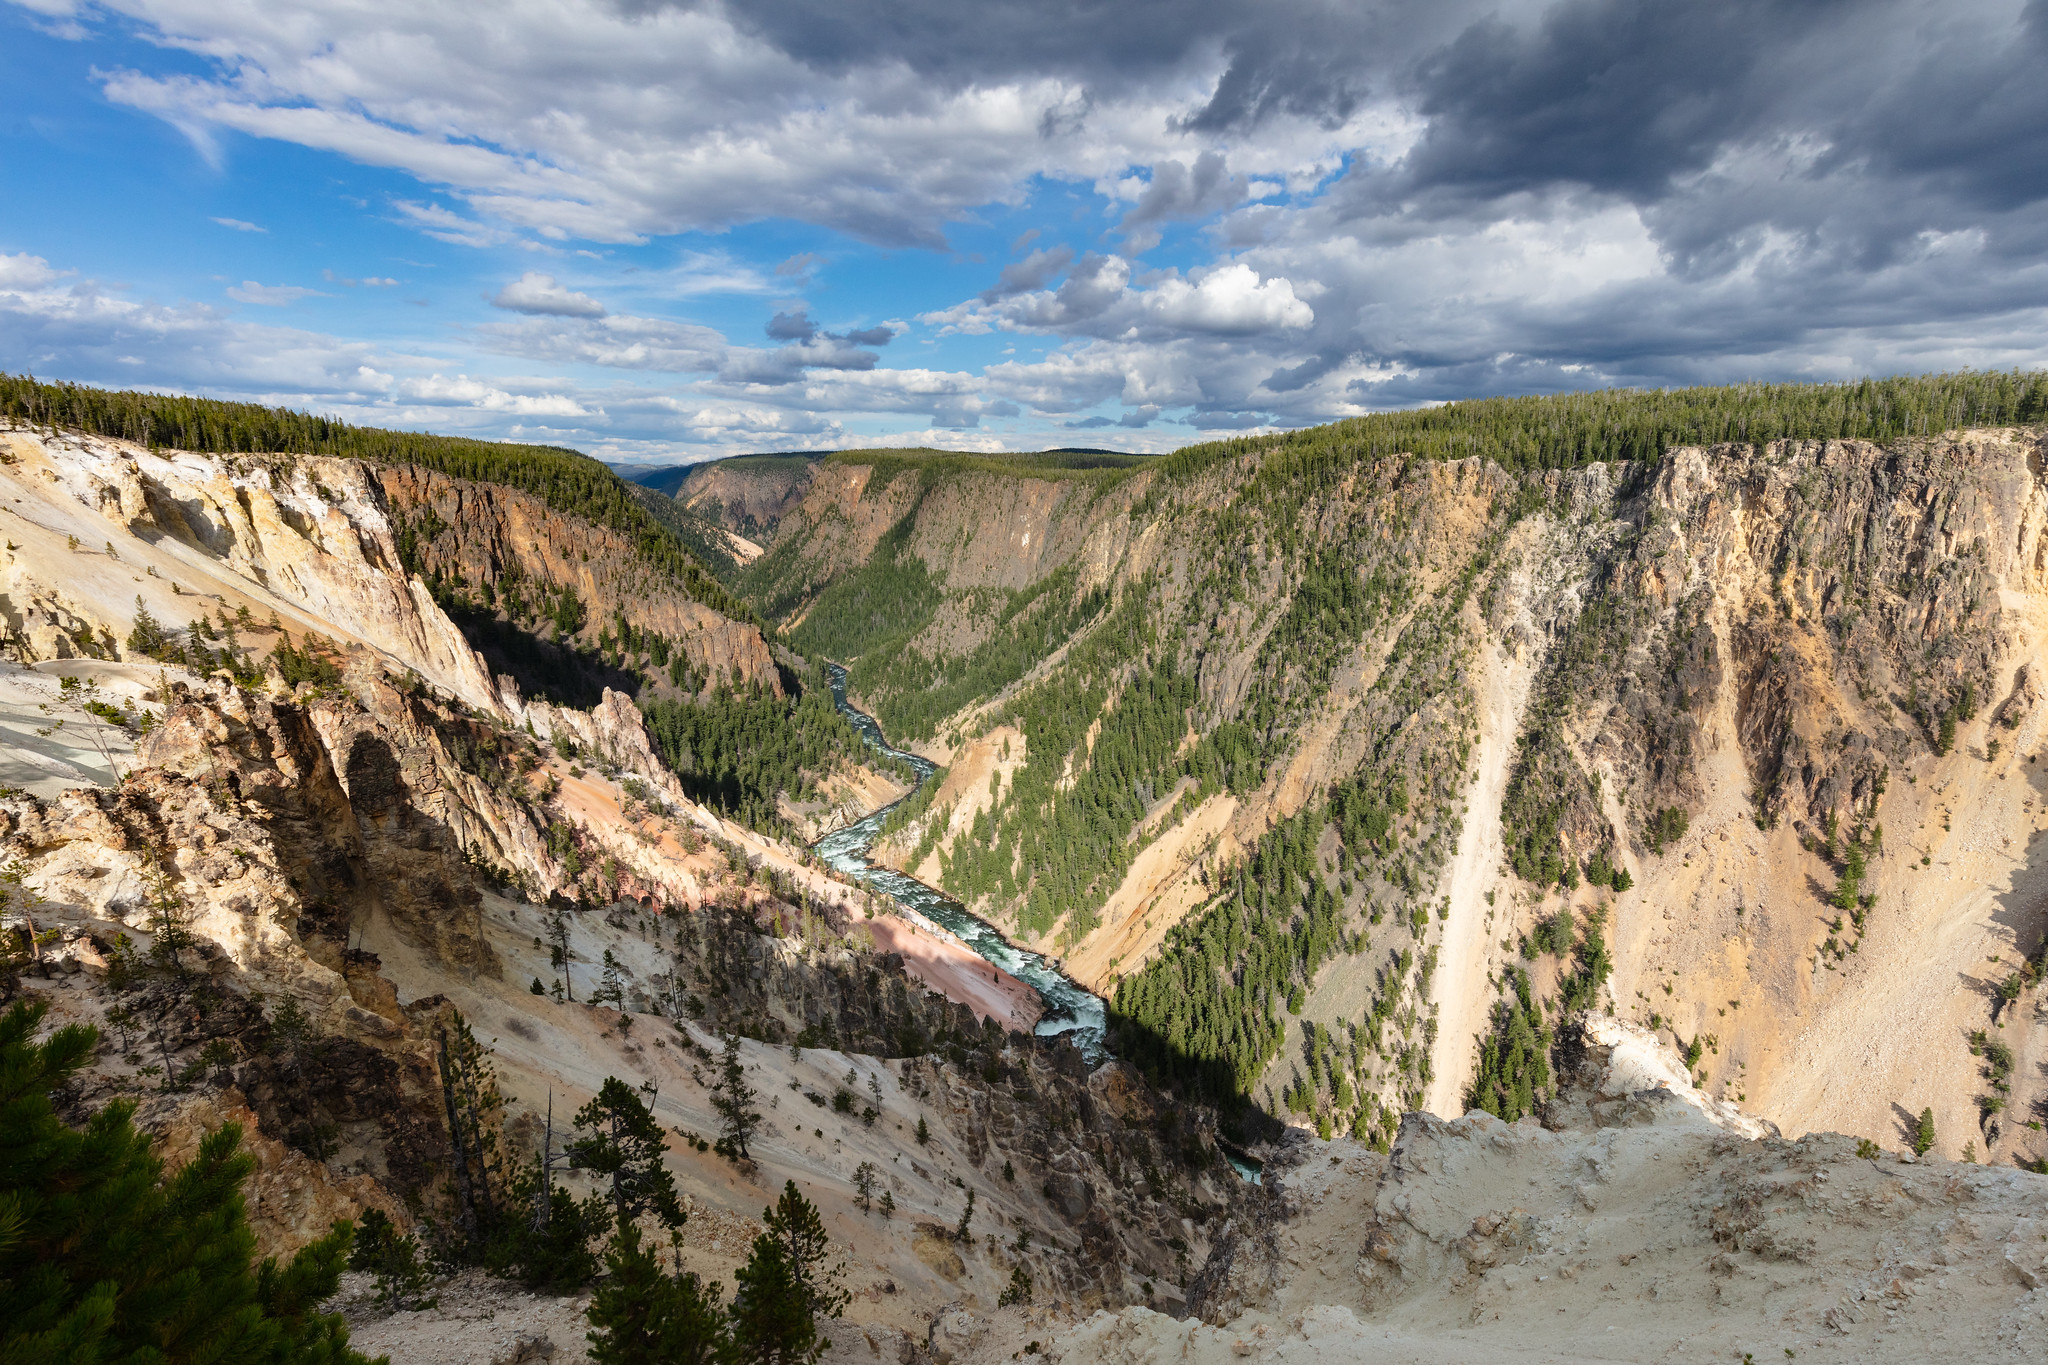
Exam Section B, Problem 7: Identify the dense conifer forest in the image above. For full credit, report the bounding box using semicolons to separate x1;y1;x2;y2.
1162;369;2048;483
641;667;909;835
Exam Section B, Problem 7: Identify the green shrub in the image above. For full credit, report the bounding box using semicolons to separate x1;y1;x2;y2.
1645;806;1689;855
0;999;377;1364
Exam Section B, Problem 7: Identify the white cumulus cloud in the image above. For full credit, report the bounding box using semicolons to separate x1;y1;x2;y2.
491;272;606;318
0;252;64;290
1139;264;1313;334
398;373;591;416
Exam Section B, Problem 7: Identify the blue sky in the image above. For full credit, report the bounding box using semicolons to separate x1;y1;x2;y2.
3;0;2046;465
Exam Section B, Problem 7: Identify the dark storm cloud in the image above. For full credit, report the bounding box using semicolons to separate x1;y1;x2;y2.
1843;0;2048;212
674;0;1453;132
710;0;2048;251
1341;0;2048;271
1118;152;1250;250
682;0;1231;86
765;308;817;341
1393;0;1851;203
1176;27;1372;134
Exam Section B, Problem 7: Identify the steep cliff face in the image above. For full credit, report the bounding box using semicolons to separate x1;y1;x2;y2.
1491;431;2048;1171
667;453;817;541
739;454;1148;656
0;425;502;711
2;689;469;1211
750;430;2048;1177
378;464;781;698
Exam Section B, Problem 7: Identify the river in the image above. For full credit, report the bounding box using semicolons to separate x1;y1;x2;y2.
813;664;1110;1065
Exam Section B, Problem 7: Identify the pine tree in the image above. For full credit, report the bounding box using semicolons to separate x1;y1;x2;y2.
0;999;376;1363
497;1154;609;1292
265;995;338;1159
1914;1106;1936;1156
570;1077;684;1232
1829;837;1866;912
997;1263;1032;1308
597;949;626;1011
0;856;56;989
348;1208;434;1310
547;907;575;1002
436;1011;507;1252
125;596;176;661
761;1182;847;1322
914;1115;930;1146
851;1162;878;1214
723;1228;821;1365
954;1188;975;1244
711;1032;760;1162
586;1223;724;1365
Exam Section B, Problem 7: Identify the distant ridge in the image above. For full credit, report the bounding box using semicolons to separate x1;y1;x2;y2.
615;446;1146;495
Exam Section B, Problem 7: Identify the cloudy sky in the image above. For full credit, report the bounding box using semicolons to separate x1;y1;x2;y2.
2;0;2045;463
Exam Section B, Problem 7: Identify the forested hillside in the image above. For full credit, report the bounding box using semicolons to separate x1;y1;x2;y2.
1163;369;2048;479
738;372;2048;1167
737;448;1152;738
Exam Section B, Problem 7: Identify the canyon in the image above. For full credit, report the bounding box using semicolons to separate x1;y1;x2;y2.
5;384;2048;1363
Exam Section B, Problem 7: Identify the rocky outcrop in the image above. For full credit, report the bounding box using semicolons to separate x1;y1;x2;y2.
651;895;1236;1311
130;670;538;969
1543;432;2046;836
668;900;998;1057
0;700;475;1212
900;1046;1237;1311
0;426;506;711
985;1058;2048;1364
147;1087;412;1260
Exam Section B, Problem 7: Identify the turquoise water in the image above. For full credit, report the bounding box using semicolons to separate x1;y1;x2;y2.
813;665;1110;1065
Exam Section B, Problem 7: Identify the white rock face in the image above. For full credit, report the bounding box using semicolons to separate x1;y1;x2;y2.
1;426;503;714
1578;1013;1776;1139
